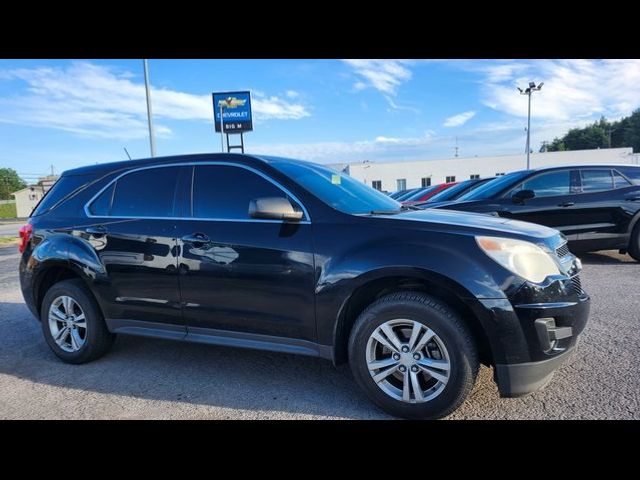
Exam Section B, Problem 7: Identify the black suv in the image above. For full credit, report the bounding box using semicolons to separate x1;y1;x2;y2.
19;154;590;419
423;165;640;259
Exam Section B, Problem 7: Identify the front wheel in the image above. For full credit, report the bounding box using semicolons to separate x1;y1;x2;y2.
348;292;479;419
628;222;640;262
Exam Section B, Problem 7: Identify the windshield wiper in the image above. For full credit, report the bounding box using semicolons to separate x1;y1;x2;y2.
367;210;402;215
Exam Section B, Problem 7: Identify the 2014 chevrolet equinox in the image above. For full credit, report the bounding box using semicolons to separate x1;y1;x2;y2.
19;154;590;419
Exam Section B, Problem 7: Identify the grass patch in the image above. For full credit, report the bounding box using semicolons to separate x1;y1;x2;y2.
0;236;19;246
0;203;17;218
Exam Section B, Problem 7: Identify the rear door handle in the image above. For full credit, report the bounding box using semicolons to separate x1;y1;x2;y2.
558;202;575;207
181;233;211;245
85;225;107;236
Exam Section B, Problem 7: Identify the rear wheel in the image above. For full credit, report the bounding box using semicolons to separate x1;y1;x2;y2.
348;292;479;419
41;279;115;364
628;223;640;262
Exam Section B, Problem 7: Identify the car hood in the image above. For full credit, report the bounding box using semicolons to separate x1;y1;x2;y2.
371;208;558;240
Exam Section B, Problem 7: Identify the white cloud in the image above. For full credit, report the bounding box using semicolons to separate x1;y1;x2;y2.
251;131;437;163
343;59;413;95
443;110;476;127
473;59;640;121
0;62;309;140
285;90;299;98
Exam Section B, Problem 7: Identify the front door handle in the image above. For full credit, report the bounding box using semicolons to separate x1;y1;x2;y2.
85;225;107;236
181;233;211;245
558;202;575;207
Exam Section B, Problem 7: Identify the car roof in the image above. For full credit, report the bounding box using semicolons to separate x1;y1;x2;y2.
529;164;640;172
61;153;307;176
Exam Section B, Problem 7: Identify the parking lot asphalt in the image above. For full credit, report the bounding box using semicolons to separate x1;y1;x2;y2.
0;244;638;419
0;222;21;237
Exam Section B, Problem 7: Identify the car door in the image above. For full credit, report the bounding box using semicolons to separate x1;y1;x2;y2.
496;169;580;236
570;168;640;249
82;165;186;335
175;163;316;342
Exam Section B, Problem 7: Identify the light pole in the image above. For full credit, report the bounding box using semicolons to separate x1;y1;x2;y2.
518;81;543;169
143;59;157;158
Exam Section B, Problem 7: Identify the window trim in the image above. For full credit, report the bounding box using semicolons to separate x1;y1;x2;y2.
84;161;311;223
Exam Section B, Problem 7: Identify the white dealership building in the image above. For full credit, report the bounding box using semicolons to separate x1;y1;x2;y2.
334;147;638;192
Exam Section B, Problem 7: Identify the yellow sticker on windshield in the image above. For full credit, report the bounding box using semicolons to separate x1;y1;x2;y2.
331;174;341;185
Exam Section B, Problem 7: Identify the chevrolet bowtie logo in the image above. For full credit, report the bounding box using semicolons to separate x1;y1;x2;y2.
218;97;247;109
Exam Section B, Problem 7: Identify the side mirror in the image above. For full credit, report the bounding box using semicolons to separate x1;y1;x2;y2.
249;197;303;222
512;189;535;203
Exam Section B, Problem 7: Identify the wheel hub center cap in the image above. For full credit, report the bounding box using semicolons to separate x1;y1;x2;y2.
399;351;414;367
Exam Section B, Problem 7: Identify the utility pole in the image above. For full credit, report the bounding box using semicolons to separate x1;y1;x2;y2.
517;82;543;169
608;127;618;148
143;59;157;157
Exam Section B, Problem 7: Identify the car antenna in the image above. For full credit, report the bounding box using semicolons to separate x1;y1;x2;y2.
124;147;132;160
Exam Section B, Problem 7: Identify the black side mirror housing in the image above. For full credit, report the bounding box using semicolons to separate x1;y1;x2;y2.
249;197;303;222
512;189;535;203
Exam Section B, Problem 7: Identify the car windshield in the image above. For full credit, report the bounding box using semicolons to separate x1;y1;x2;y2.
457;171;530;201
271;160;402;214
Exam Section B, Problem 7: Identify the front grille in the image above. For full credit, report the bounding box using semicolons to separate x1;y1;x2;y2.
556;243;570;258
570;274;583;294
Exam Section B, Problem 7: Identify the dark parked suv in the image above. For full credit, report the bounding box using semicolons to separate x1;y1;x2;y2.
425;165;640;259
19;154;590;419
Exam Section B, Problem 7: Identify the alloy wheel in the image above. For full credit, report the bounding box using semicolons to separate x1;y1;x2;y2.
366;319;451;403
48;295;87;353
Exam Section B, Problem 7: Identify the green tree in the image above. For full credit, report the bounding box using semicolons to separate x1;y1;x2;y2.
0;168;27;200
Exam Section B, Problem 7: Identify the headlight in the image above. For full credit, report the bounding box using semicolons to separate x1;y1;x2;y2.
475;236;561;283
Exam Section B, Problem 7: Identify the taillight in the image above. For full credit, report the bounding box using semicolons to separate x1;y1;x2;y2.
18;223;33;253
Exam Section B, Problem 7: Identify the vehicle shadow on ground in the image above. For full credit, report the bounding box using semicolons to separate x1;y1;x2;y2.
578;250;636;265
0;301;393;419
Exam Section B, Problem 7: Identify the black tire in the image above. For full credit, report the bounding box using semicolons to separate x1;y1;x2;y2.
348;292;479;419
628;222;640;262
40;279;115;364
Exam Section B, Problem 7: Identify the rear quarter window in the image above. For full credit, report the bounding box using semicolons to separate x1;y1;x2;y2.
617;167;640;185
31;174;93;217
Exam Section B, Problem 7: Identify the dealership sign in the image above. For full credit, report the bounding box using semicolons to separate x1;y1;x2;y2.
212;91;253;133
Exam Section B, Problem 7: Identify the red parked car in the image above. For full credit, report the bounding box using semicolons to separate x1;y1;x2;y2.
402;182;457;205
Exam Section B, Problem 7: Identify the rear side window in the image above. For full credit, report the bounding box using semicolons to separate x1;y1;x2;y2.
31;174;92;216
192;165;292;219
581;169;613;192
615;167;640;185
90;167;181;217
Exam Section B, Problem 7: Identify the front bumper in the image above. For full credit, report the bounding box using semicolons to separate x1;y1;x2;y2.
476;274;590;397
494;344;576;397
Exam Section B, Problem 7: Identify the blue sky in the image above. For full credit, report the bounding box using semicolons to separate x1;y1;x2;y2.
1;59;639;181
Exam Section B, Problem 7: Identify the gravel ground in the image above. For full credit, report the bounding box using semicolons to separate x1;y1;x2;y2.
0;244;638;419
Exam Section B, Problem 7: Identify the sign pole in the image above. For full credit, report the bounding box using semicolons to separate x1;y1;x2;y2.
219;102;225;153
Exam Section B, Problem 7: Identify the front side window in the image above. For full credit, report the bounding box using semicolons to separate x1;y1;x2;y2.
192;165;298;219
93;166;181;217
511;170;571;198
581;169;613;192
